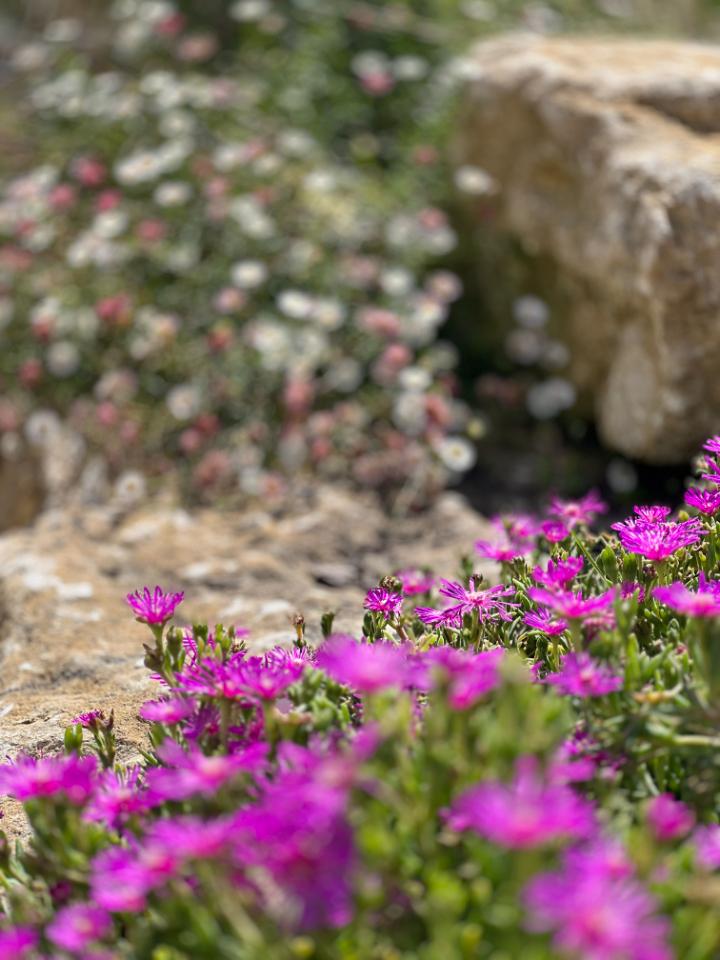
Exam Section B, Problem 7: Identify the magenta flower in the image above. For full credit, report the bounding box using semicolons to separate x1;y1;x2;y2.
0;928;38;959
139;696;197;724
364;587;403;617
145;814;234;861
396;568;435;596
612;513;704;560
524;839;671;960
684;487;720;516
415;604;463;629
438;578;519;621
694;824;720;870
532;556;583;588
422;646;504;709
549;490;607;528
72;710;106;729
47;904;111;952
0;754;96;805
528;586;616;620
654;574;720;617
646;794;695;841
84;766;153;830
126;585;184;625
230;744;356;929
523;609;567;636
316;634;410;693
703;435;720;455
541;519;570;543
633;505;672;523
91;842;180;912
491;512;541;542
474;535;532;563
544;653;623;698
146;740;267;802
445;757;594;848
177;649;304;702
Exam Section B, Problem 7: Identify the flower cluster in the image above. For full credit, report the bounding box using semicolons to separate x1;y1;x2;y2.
2;437;720;956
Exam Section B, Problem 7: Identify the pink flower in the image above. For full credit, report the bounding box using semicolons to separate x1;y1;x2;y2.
475;535;532;563
684;487;720;515
703;435;720;455
549;490;607;528
139;697;197;724
544;653;623;698
0;754;96;805
653;574;720;617
422;647;504;709
541;519;570;543
0;927;38;959
47;904;111;952
91;843;179;912
438;578;519;621
396;569;435;596
146;740;267;802
72;709;106;729
126;586;184;625
694;824;720;870
528;586;616;620
646;794;695;841
84;766;153;830
525;839;671;960
317;635;410;694
612;511;704;561
446;758;594;848
364;587;403;618
532;556;584;588
523;609;567;635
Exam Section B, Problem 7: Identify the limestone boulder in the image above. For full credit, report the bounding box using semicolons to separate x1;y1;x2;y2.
458;35;720;462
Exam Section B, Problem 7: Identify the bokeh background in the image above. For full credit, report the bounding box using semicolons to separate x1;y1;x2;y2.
2;0;720;528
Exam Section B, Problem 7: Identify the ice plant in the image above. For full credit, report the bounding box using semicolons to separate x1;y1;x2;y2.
653;574;720;617
445;758;595;848
646;794;695;842
528;586;616;621
316;635;410;693
543;653;623;698
46;903;112;952
524;840;671;960
532;556;584;588
126;585;184;625
684;486;720;516
549;490;607;528
364;587;403;618
612;511;704;560
694;825;720;870
0;754;96;805
523;609;568;636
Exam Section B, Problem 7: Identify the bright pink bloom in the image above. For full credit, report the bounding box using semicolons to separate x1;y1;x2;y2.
445;757;594;848
612;511;704;560
0;754;96;805
532;556;584;588
541;519;570;543
703;435;720;455
126;586;184;625
646;794;695;841
47;904;111;952
528;586;616;620
475;535;532;563
90;842;179;912
364;587;403;618
653;574;720;617
84;766;153;829
439;579;519;621
525;839;671;960
396;569;435;596
523;609;567;635
549;491;607;528
139;697;197;724
695;824;720;870
146;740;267;802
684;487;720;516
422;646;504;709
316;635;410;693
544;653;623;698
0;927;38;959
72;709;105;729
177;650;304;702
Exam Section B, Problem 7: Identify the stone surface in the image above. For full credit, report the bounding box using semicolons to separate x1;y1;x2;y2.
0;484;489;784
458;35;720;463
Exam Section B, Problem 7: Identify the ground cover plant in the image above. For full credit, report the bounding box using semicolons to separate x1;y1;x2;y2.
2;437;720;957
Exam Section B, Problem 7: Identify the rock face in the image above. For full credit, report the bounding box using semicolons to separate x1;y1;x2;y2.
0;485;488;762
458;36;720;462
